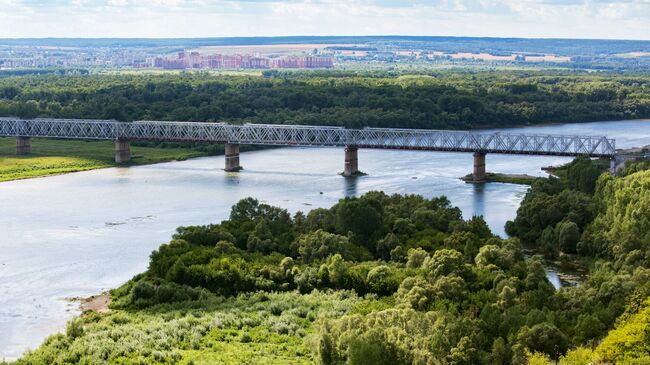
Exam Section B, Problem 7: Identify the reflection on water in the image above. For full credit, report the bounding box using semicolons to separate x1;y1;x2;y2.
472;183;486;217
0;119;649;359
343;176;359;196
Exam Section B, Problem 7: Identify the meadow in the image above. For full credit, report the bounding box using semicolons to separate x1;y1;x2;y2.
11;290;362;365
0;138;207;181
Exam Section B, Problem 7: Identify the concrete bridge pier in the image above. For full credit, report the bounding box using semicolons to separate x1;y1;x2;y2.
115;139;131;163
343;146;359;177
224;143;242;172
16;136;31;155
473;152;486;183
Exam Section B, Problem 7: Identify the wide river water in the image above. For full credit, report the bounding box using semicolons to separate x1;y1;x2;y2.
1;119;650;359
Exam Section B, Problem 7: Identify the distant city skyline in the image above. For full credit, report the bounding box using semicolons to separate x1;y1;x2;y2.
0;0;649;40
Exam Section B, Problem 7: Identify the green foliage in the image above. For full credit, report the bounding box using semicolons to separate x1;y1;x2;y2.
346;328;405;365
507;189;593;246
515;323;569;360
334;196;383;247
13;165;650;365
584;170;650;262
474;239;521;270
3;71;650;128
565;156;607;194
406;247;429;268
317;308;485;365
12;291;360;365
507;162;650;365
65;318;84;340
365;265;400;296
0;137;206;182
556;220;580;254
425;248;464;278
296;229;352;262
619;159;650;177
506;157;612;254
595;297;650;364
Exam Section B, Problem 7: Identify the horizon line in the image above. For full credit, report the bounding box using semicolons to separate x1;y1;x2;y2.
1;35;650;42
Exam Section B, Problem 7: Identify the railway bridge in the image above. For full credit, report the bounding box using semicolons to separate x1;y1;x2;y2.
0;118;616;182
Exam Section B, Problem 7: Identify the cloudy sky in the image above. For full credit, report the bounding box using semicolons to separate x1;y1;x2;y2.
0;0;648;39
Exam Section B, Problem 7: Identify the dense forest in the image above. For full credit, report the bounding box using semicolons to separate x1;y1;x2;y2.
1;71;650;129
9;158;649;364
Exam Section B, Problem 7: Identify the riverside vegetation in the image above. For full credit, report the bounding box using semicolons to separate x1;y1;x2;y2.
0;138;269;181
0;138;208;181
2;70;650;129
6;157;650;364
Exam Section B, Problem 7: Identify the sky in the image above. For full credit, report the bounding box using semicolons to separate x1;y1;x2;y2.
0;0;649;40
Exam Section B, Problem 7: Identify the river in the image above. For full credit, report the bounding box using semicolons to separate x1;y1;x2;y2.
1;119;649;359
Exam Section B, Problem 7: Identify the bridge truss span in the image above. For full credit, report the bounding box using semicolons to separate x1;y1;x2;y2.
0;118;616;157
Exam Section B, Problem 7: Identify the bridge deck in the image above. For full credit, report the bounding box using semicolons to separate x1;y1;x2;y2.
0;118;616;157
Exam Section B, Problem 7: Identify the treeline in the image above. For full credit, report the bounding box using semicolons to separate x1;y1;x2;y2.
0;69;89;78
1;71;650;129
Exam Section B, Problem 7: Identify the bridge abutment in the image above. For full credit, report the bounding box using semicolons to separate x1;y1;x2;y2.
115;139;131;163
343;146;359;177
473;152;486;183
16;137;31;155
224;143;242;172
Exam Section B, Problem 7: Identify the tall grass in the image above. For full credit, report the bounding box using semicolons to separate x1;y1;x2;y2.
10;290;361;365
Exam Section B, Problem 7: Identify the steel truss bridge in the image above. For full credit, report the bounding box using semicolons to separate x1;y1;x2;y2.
0;118;616;157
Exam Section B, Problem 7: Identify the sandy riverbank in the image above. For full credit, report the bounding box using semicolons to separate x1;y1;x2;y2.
72;293;111;314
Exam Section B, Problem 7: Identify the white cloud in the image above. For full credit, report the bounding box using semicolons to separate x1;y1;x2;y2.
0;0;648;39
108;0;129;6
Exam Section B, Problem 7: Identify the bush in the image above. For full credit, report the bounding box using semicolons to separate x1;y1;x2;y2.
516;323;569;360
297;229;352;262
347;329;404;365
406;247;429;269
66;318;84;339
366;265;399;296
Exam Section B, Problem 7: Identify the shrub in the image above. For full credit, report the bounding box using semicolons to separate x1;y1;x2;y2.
240;332;253;343
425;248;464;279
366;265;399;296
297;229;351;262
66;318;84;339
406;247;428;269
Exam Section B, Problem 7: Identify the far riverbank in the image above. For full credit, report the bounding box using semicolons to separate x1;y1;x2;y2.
0;138;271;182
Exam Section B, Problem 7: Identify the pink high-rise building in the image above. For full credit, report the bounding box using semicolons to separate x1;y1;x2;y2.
158;51;333;70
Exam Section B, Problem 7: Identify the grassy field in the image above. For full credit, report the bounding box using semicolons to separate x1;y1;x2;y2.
0;137;207;182
9;290;362;365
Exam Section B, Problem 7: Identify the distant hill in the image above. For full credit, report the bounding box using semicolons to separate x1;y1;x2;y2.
1;36;650;57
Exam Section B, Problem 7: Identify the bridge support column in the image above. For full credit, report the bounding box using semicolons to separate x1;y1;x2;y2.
115;139;131;164
224;143;242;172
343;146;359;177
473;152;486;183
16;137;31;155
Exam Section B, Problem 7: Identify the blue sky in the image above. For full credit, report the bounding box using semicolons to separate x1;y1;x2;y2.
0;0;649;39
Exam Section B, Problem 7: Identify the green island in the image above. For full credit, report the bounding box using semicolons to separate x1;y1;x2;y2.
461;173;538;185
460;158;615;186
5;157;649;364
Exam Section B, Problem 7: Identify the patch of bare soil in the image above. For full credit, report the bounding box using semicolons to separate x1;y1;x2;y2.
78;293;111;314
